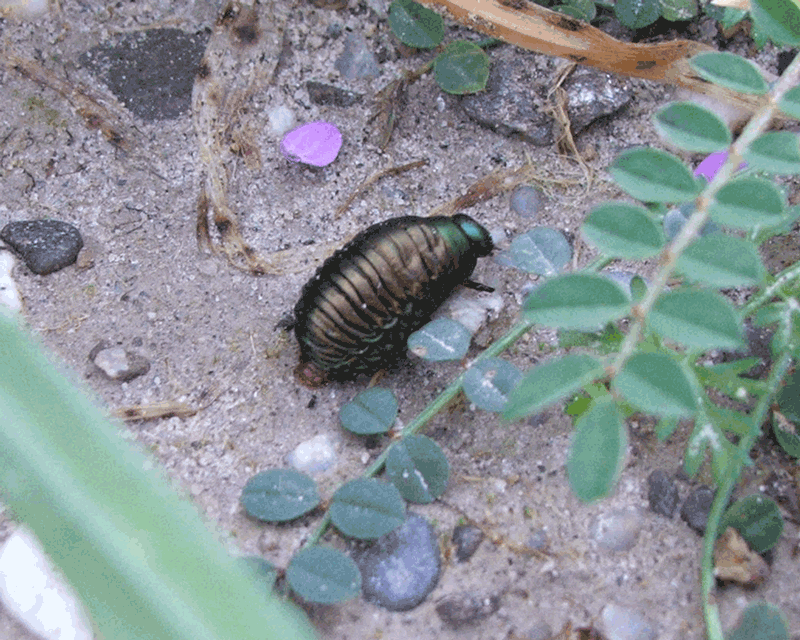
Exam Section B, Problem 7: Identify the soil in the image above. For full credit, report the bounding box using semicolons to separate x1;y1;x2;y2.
1;2;799;640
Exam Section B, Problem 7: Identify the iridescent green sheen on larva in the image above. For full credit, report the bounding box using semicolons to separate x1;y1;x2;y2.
293;214;493;387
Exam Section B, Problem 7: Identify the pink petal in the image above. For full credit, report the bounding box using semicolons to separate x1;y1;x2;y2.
694;151;747;181
280;121;342;167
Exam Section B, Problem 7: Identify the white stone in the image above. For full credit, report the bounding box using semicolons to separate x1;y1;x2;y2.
0;250;22;314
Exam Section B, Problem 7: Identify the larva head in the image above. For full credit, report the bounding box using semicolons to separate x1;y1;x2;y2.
453;214;493;257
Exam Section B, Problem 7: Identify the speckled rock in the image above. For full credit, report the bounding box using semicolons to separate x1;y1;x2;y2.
681;485;716;534
79;28;209;121
452;524;484;562
352;512;441;611
647;470;680;518
435;591;501;628
1;219;83;275
335;33;379;80
90;342;150;382
510;185;544;219
306;81;363;107
563;66;633;134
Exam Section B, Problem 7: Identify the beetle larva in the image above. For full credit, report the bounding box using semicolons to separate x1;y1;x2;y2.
293;214;494;387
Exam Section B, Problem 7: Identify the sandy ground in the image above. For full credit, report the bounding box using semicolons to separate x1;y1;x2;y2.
1;1;799;639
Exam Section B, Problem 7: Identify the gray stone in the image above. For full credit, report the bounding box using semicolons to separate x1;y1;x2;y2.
90;343;150;382
563;67;633;134
306;81;363;107
599;604;658;640
352;512;441;611
1;220;83;275
435;591;501;628
681;485;716;534
79;29;209;121
452;524;483;562
589;507;643;552
335;33;379;80
510;185;544;219
647;469;680;518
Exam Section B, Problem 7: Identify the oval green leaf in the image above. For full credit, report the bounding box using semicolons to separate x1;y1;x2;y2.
773;412;800;458
653;101;731;152
522;273;631;330
709;177;786;229
463;357;523;412
286;546;361;604
339;387;398;435
745;131;800;175
609;147;700;203
240;469;320;522
385;435;449;503
387;0;444;49
650;289;743;350
614;0;660;28
690;52;768;95
728;602;789;640
567;397;626;502
582;202;664;258
509;227;572;276
660;0;697;21
433;40;490;95
612;352;697;417
503;354;603;421
778;85;800;120
330;478;406;539
721;494;784;553
676;235;765;288
408;317;471;361
749;0;800;46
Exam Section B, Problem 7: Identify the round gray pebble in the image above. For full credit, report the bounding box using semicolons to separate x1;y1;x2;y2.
452;524;484;562
1;220;83;275
90;344;150;382
352;512;441;611
335;33;379;80
435;592;501;628
680;485;716;534
510;185;543;219
647;470;680;518
600;604;658;640
589;507;642;552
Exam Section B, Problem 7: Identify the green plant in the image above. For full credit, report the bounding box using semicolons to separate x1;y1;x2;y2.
0;312;315;640
244;2;800;638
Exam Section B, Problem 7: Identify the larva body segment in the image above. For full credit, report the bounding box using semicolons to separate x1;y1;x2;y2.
293;214;493;387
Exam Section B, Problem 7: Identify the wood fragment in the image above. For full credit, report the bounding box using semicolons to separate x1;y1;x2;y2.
113;400;201;421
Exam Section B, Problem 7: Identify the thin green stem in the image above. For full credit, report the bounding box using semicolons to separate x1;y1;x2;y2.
742;259;800;316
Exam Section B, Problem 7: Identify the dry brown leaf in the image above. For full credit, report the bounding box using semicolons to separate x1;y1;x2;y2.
714;526;770;586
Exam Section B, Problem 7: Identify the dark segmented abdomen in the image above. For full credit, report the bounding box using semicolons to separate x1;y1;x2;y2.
293;214;493;386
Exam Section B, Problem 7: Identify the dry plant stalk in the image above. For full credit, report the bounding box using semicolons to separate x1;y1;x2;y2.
419;0;768;114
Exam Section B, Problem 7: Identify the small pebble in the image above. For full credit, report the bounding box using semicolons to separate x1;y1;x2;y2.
663;204;719;241
435;591;501;628
268;105;296;137
452;524;484;562
647;470;680;518
90;343;150;382
0;250;22;313
335;32;380;80
306;81;363;107
526;621;554;640
510;185;543;219
280;122;342;167
589;507;642;552
352;512;441;611
681;485;716;534
0;528;93;640
599;604;658;640
1;220;83;275
285;433;338;474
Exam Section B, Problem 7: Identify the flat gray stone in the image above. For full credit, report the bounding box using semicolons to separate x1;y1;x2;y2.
1;220;83;275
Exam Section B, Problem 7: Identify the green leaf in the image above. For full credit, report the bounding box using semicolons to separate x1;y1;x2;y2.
703;402;752;438
749;0;800;46
690;52;769;94
0;315;315;640
330;478;406;539
339;387;398;435
676;235;765;288
653;101;731;152
462;357;523;412
559;323;624;355
508;227;572;276
773;412;800;458
660;0;697;21
240;470;320;522
408;317;472;361
745;131;800;175
554;0;596;21
776;367;800;423
727;602;789;640
613;352;698;417
693;358;766;402
709;177;786;229
609;147;700;203
433;41;490;95
522;273;630;330
503;354;603;421
385;435;449;503
614;0;661;28
567;398;626;502
286;546;362;604
582;202;664;258
655;416;679;441
778;85;800;120
387;0;444;48
650;289;743;350
722;494;784;553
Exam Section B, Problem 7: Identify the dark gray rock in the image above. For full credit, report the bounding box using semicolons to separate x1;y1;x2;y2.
352;512;441;611
90;342;150;382
563;66;633;134
647;470;680;518
335;33;379;80
460;55;554;146
510;185;544;219
435;592;501;628
1;220;83;275
681;485;716;534
306;81;362;107
79;28;209;121
452;524;483;562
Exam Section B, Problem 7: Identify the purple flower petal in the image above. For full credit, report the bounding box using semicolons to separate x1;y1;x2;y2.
280;121;342;167
694;151;747;181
